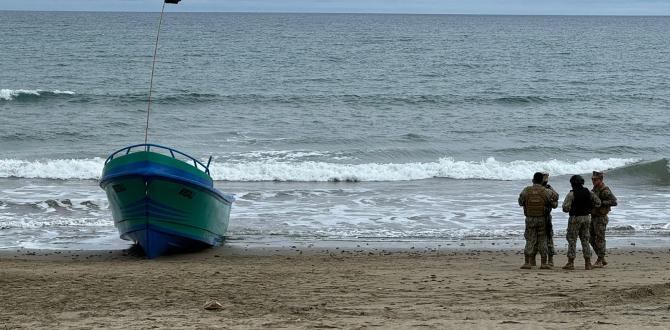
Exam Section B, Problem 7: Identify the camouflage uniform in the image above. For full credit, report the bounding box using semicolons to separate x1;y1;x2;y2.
519;184;556;259
591;184;617;260
562;190;601;259
524;216;547;257
542;184;559;257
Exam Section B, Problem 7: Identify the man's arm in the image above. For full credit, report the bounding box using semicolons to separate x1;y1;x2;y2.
562;191;574;213
600;187;617;207
591;192;602;209
547;189;559;209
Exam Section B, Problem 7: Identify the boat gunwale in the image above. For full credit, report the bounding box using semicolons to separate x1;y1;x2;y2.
104;143;212;175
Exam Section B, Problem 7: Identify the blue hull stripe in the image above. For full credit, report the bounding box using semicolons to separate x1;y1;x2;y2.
100;161;234;204
121;224;223;259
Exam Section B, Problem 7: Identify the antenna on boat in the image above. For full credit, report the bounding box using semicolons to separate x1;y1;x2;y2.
144;0;181;145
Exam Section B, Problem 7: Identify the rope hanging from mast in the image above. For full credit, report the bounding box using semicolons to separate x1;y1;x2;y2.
143;1;182;144
144;1;172;144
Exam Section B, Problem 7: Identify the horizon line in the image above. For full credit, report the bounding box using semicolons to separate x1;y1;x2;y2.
1;9;670;17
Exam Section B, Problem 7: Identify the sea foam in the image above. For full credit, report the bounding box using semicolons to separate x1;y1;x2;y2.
0;158;104;180
0;157;639;181
209;157;639;181
0;89;75;101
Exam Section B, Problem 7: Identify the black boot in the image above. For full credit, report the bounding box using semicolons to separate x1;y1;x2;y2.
593;257;604;268
540;255;552;269
520;255;532;269
562;258;575;270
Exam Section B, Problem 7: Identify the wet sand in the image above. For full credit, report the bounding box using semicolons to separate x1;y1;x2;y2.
1;245;670;329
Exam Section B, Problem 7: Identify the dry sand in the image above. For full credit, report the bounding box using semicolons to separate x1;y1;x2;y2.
1;245;670;329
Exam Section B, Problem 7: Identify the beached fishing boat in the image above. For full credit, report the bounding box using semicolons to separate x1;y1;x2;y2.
100;144;233;258
100;0;234;258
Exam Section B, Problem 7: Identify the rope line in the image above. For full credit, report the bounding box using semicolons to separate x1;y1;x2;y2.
144;2;167;144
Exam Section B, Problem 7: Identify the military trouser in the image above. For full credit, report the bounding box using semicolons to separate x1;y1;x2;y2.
590;215;608;258
524;217;547;258
534;213;555;256
566;215;591;259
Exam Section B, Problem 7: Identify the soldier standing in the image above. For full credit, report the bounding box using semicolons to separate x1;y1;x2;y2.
590;171;617;268
518;172;556;269
562;175;601;270
531;172;559;267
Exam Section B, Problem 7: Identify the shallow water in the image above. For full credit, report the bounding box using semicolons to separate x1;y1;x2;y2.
1;174;667;249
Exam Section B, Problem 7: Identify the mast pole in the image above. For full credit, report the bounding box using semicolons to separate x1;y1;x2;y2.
144;1;167;145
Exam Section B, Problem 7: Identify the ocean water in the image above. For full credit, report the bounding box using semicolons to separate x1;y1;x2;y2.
1;11;668;250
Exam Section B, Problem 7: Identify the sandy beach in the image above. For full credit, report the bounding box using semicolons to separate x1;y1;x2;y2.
2;244;669;329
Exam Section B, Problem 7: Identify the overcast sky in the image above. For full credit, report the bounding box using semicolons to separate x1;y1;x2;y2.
2;0;670;15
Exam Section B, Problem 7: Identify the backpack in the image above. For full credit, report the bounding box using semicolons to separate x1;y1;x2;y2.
524;186;547;217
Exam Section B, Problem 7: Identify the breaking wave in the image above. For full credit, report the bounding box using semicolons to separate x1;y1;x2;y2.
0;89;75;101
0;158;104;180
0;157;645;182
209;157;637;182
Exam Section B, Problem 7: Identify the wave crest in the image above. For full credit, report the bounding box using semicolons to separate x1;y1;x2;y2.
0;158;103;179
208;157;638;182
0;89;75;101
0;157;642;182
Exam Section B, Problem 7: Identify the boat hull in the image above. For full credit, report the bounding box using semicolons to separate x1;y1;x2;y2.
100;149;233;258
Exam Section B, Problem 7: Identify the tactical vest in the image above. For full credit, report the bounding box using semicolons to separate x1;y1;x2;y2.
591;186;611;216
524;186;547;217
569;187;592;216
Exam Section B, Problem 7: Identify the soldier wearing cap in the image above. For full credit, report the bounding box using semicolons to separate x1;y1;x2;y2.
519;172;557;270
590;171;618;267
531;172;559;267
